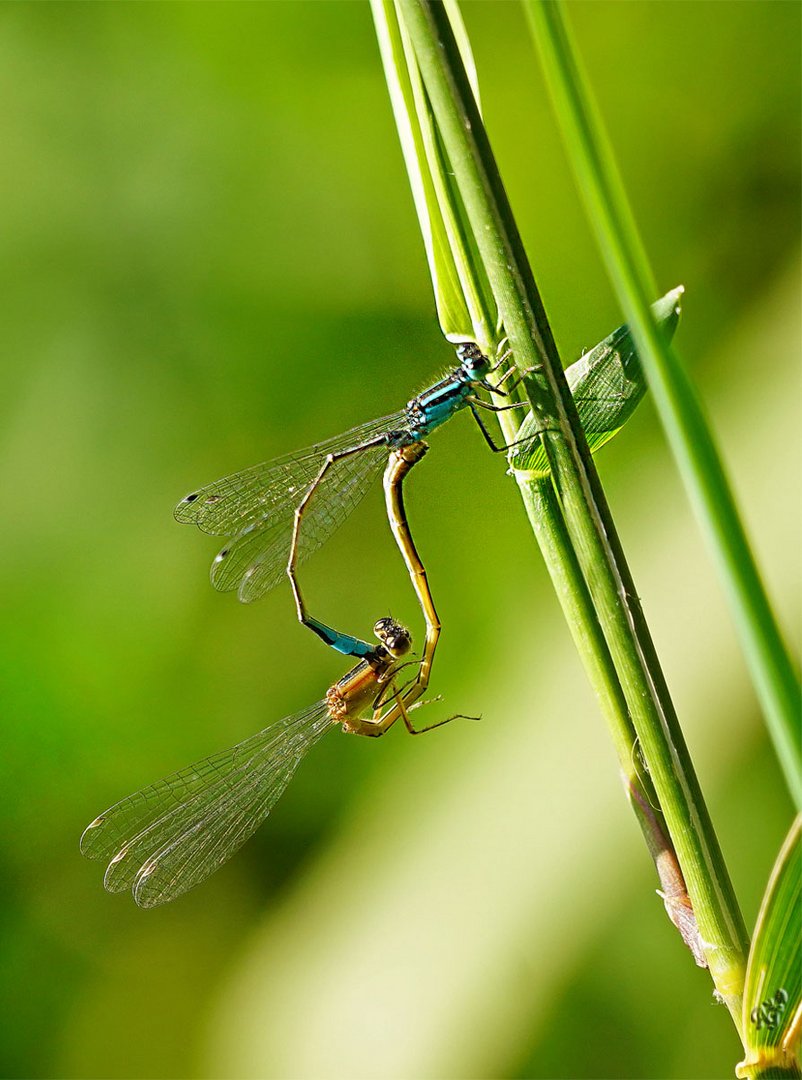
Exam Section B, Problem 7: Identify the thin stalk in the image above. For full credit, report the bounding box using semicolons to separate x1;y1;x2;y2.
490;322;703;957
397;0;748;1029
523;479;706;964
524;0;801;809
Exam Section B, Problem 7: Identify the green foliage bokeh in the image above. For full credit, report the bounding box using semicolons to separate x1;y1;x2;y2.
1;3;799;1078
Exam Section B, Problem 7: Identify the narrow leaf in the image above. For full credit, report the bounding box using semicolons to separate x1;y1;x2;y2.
510;287;683;475
738;817;802;1079
526;0;801;810
371;0;495;341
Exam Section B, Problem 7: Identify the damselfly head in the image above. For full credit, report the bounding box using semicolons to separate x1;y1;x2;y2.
456;342;491;380
373;617;412;658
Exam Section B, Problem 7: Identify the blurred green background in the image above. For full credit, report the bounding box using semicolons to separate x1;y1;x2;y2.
1;2;799;1078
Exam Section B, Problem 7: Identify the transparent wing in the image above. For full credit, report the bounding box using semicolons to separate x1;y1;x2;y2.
176;413;406;604
175;412;406;537
80;702;334;908
210;439;391;602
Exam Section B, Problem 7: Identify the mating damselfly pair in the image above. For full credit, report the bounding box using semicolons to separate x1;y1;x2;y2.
81;340;533;907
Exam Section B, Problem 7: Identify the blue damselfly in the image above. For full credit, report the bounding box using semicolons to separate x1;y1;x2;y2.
175;343;527;617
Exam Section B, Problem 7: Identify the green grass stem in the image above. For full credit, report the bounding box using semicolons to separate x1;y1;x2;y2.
524;0;801;810
395;0;749;1029
523;479;707;964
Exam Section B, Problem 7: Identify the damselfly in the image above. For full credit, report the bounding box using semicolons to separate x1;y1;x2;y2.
80;616;454;908
175;343;528;612
294;442;449;718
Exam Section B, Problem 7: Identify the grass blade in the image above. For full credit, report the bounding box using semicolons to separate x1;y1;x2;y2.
738;818;802;1079
371;0;495;342
524;0;801;809
510;286;682;474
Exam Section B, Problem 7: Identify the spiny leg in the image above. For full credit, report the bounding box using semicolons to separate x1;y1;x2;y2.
402;708;480;735
467;399;541;454
491;362;541;397
489;343;512;373
469;396;529;415
356;676;476;736
392;682;476;735
371;657;427;709
491;365;518;390
485;350;541;397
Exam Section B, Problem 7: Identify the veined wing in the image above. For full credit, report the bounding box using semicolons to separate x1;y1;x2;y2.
176;412;407;604
210;437;391;603
175;412;406;537
80;702;334;908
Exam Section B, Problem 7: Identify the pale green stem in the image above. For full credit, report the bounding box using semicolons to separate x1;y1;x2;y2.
397;0;748;1031
525;0;801;810
522;480;707;963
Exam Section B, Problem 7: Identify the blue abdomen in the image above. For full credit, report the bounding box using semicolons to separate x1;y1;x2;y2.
407;377;472;438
